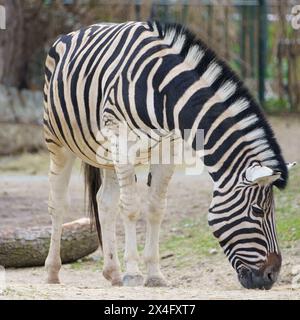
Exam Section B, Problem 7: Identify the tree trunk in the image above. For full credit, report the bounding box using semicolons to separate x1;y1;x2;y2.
0;0;27;88
0;218;99;268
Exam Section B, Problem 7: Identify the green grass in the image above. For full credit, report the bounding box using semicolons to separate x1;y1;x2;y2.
160;218;219;267
0;151;82;175
0;152;50;175
70;256;104;272
264;98;290;114
275;166;300;247
69;260;87;271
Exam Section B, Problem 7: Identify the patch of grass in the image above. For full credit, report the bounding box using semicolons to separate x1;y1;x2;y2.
0;151;50;175
275;166;300;247
160;218;219;268
70;256;104;272
69;260;86;270
0;151;82;175
264;98;290;114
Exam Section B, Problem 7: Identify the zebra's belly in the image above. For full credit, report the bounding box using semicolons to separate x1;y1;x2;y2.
56;125;153;169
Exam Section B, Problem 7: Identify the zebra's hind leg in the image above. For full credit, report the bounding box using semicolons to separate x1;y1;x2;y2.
97;168;123;286
45;147;74;284
114;163;144;287
144;164;174;287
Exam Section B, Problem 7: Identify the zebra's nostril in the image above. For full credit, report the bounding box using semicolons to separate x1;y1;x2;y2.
264;268;278;284
267;272;273;282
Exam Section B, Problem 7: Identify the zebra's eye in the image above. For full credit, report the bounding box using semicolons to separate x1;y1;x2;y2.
252;204;264;217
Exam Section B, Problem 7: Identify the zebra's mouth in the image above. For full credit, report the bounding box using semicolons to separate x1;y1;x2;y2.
238;252;281;290
237;267;275;290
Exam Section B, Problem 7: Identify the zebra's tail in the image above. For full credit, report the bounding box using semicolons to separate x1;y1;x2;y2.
83;163;102;248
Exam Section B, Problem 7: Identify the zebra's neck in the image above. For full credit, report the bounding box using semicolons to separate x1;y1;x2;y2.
163;69;287;189
150;22;287;190
166;74;287;191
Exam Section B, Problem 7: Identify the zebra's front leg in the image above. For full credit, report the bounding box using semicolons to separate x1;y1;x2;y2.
45;148;74;284
144;164;174;287
114;163;144;287
97;168;123;286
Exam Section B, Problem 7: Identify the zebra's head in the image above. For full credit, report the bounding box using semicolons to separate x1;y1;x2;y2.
208;162;296;290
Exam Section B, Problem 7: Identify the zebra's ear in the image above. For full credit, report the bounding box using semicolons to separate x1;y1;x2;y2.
287;162;297;170
245;165;281;185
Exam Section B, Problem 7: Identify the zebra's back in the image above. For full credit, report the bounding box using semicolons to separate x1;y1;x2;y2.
43;21;163;168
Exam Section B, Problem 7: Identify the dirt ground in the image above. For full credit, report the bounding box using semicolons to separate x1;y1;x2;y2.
0;116;300;300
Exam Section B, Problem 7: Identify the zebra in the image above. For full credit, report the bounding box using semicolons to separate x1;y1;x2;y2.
43;21;296;289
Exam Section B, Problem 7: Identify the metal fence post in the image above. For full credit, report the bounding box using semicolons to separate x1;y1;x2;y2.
182;0;189;24
249;5;256;78
240;5;247;78
163;0;171;22
135;0;142;21
258;0;268;106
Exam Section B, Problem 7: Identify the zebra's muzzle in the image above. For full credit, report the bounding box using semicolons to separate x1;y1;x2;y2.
238;268;275;290
237;253;281;290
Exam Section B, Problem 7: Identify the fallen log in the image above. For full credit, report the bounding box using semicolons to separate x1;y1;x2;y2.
0;218;99;268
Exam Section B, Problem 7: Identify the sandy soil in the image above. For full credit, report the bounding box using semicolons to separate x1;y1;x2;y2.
2;256;300;300
0;116;300;300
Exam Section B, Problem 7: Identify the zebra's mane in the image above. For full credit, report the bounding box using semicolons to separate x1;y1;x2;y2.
148;21;288;189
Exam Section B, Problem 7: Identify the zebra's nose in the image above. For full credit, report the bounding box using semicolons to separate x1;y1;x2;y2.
263;265;279;284
238;253;282;290
260;252;282;286
238;268;276;290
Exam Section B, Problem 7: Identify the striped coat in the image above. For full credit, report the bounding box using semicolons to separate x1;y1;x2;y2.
43;21;293;290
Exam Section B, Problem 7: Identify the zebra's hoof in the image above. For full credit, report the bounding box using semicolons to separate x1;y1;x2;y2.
112;278;123;286
123;274;144;287
103;268;123;287
145;276;168;287
46;276;60;284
